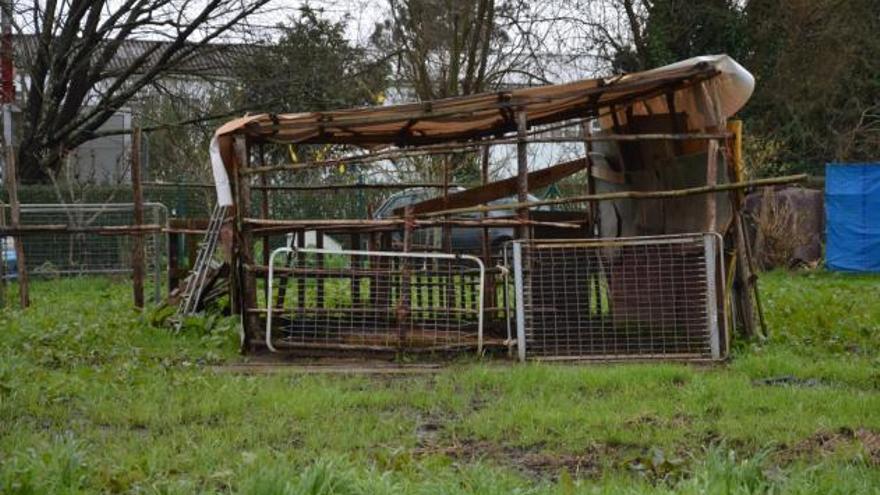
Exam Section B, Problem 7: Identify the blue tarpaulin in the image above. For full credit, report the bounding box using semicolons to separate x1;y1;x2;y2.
825;163;880;272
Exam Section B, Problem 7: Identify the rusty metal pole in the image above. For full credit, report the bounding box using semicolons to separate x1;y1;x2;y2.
131;126;145;309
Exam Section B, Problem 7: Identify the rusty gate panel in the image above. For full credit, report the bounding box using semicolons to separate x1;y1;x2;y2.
509;234;724;361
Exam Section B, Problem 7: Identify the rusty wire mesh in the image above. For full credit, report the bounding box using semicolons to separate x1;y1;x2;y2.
0;203;168;301
509;234;723;360
265;247;484;353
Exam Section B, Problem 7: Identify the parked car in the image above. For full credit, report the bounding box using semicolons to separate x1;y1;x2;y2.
373;187;545;251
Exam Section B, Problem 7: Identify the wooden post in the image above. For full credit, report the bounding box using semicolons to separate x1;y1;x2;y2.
442;157;451;252
131;126;145;309
296;229;305;311
5;142;27;308
516;111;530;239
479;144;495;311
580;119;601;315
368;232;378;308
723;120;763;338
580;119;600;233
398;206;414;349
315;230;324;310
234;136;259;351
259;145;271;302
705;138;719;232
350;232;360;306
699;82;724;234
167;230;179;293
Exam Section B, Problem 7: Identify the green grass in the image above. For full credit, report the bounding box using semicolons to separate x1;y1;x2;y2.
1;271;879;493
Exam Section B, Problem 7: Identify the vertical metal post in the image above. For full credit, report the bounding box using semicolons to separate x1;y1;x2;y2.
515;111;530;239
131;126;145;309
512;242;527;361
704;234;720;359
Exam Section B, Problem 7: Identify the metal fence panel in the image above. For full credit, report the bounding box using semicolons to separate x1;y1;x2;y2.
1;203;168;301
509;233;724;361
265;247;485;354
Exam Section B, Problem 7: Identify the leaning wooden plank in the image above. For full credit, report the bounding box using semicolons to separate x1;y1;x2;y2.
394;157;588;216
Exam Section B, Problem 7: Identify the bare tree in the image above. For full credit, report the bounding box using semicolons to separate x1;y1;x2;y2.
8;0;271;183
373;0;567;101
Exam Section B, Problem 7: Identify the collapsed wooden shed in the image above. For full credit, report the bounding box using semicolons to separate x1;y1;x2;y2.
192;54;799;361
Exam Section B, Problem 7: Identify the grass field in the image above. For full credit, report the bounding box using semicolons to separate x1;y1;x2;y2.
1;271;880;493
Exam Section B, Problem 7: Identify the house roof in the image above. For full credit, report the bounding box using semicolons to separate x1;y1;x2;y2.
13;34;256;79
214;55;754;147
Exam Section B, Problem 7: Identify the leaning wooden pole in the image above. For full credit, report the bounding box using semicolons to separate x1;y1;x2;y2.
131;126;145;309
420;174;808;218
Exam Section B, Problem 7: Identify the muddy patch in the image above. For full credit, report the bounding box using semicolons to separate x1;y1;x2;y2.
413;439;603;478
780;427;880;464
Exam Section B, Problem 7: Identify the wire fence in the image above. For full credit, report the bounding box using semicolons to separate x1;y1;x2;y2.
264;247;485;354
507;233;724;361
1;203;169;302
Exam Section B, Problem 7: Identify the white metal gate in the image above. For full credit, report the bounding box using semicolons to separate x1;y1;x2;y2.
265;247;485;354
508;234;725;361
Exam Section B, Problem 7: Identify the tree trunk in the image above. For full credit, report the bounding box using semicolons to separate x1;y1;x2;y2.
16;144;55;184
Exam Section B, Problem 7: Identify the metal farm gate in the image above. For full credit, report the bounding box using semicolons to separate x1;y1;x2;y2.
507;234;725;361
265;247;485;354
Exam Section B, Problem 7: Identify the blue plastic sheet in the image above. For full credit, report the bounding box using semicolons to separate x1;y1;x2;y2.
825;163;880;272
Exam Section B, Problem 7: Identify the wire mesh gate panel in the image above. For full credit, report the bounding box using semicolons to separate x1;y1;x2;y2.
265;248;485;354
1;203;168;300
509;234;723;361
